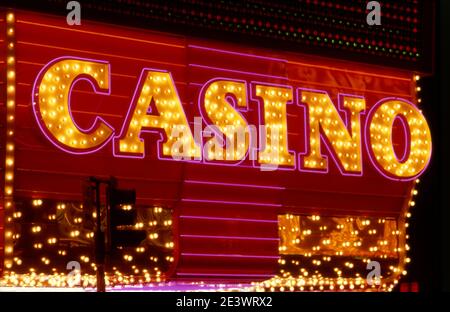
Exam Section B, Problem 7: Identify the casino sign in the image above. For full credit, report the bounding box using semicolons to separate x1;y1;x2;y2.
32;57;431;180
0;10;432;291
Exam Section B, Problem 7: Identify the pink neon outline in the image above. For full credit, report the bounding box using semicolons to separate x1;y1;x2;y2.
296;88;366;177
179;215;278;223
188;44;288;63
32;56;115;155
250;81;297;171
364;97;432;181
197;77;253;167
188;63;288;81
181;253;280;259
180;234;279;241
181;198;281;207
176;273;275;277
184;179;284;190
112;68;202;162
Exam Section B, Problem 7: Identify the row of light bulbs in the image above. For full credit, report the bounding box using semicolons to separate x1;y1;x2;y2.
2;196;175;288
3;11;16;271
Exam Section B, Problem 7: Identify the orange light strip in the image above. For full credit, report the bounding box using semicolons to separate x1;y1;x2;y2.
414;74;422;104
3;11;16;271
16;41;186;68
18;60;189;84
16;20;185;49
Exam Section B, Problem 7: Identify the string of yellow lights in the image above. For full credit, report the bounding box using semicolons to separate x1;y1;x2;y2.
3;10;16;271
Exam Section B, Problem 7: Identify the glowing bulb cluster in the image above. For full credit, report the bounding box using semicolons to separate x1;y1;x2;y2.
368;100;432;178
276;211;411;291
203;80;249;161
301;92;365;172
256;85;295;166
3;198;175;289
115;70;201;159
33;58;113;153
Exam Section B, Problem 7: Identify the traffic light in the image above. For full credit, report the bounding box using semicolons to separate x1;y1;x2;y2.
108;186;146;249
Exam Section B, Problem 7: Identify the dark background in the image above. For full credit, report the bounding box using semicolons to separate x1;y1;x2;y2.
2;0;449;293
5;0;435;72
410;0;450;293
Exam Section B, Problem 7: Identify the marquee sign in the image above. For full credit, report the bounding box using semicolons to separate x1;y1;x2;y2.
0;10;432;290
32;57;431;180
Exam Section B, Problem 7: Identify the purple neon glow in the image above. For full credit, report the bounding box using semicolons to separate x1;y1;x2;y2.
181;198;281;207
179;215;278;224
297;88;366;177
184;179;284;190
176;272;274;277
180;234;279;241
181;253;280;259
110;281;256;291
188;44;287;63
189;63;288;80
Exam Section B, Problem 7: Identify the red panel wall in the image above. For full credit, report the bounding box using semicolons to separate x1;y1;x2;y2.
3;10;417;279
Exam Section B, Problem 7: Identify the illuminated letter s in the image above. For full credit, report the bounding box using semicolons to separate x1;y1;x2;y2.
32;57;114;154
201;79;250;161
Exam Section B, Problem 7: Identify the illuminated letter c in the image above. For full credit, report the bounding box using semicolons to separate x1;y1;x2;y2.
32;57;114;154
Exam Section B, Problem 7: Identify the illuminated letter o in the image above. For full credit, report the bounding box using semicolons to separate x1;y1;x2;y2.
366;98;432;180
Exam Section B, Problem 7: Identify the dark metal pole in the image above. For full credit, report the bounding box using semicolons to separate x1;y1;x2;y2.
105;180;112;255
94;180;106;292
